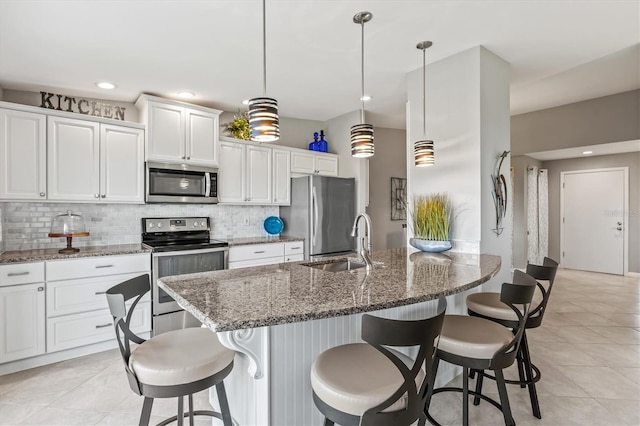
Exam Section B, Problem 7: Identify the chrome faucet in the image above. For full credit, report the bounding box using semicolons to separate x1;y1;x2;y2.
351;212;373;271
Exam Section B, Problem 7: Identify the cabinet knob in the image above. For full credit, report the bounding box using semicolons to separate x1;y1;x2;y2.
187;156;191;160
39;192;45;197
182;156;186;160
94;194;100;198
37;287;44;292
101;194;106;198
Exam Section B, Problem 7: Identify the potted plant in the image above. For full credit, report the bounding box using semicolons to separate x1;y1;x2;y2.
223;110;250;140
409;193;453;252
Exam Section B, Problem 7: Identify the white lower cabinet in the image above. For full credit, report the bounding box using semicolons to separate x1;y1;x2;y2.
0;282;46;363
228;241;304;269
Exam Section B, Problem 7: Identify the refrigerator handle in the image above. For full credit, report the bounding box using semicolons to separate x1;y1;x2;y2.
312;186;319;247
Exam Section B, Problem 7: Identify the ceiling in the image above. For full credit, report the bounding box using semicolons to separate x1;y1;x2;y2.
0;0;638;130
527;139;640;161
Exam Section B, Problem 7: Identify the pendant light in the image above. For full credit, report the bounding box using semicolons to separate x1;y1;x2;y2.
249;0;279;142
350;11;374;158
414;41;434;167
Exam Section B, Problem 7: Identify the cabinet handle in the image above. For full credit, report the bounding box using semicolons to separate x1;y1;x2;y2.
95;264;114;269
39;192;45;197
7;271;29;277
290;247;301;250
37;287;44;292
95;291;107;295
95;323;112;329
94;194;100;198
254;250;266;254
101;194;106;198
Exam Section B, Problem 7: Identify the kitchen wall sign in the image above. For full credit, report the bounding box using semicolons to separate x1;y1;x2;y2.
39;91;126;120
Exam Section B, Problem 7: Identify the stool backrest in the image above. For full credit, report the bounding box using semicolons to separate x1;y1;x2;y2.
359;297;446;425
526;257;558;323
493;270;537;367
105;274;150;395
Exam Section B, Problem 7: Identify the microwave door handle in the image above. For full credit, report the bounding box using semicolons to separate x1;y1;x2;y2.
205;172;212;196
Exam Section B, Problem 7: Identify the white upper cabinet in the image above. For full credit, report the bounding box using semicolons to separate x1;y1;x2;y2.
47;117;144;203
100;125;144;203
0;109;47;200
290;150;338;176
246;145;272;204
137;95;221;167
272;148;291;205
218;140;247;203
47;116;101;201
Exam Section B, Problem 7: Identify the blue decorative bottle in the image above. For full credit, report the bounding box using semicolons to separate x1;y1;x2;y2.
319;130;328;153
309;132;320;151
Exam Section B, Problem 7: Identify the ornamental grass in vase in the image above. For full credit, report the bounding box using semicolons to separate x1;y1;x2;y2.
409;193;453;252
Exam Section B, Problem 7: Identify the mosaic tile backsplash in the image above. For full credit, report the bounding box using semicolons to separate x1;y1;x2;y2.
1;202;279;252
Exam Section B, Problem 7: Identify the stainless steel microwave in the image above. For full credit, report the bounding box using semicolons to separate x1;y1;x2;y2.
146;162;218;204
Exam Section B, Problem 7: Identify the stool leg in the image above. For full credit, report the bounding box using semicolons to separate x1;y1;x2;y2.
473;369;484;406
188;394;194;426
424;357;440;416
177;396;184;426
216;381;233;426
521;332;541;419
517;352;526;389
323;418;335;426
462;366;469;426
495;369;515;426
469;369;476;379
139;397;154;426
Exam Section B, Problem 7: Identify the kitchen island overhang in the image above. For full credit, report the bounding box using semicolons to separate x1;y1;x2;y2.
157;248;500;426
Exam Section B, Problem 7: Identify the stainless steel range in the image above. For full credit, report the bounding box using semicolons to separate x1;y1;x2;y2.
142;216;228;335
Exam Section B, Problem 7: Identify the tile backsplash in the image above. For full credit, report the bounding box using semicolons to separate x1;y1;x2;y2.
1;202;279;252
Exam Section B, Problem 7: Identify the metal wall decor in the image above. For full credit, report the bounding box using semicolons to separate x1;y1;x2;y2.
391;177;407;220
39;91;126;120
491;150;510;235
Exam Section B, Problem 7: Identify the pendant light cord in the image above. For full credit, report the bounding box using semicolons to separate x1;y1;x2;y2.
360;19;365;124
262;0;267;97
422;46;426;140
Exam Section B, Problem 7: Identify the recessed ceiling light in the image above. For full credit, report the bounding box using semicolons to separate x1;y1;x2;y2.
176;91;195;98
582;150;593;155
96;81;117;90
360;95;372;101
242;99;250;105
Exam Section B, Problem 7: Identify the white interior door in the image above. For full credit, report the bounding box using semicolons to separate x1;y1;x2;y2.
562;168;626;275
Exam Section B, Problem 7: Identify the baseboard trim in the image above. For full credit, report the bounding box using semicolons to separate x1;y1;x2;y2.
626;271;640;278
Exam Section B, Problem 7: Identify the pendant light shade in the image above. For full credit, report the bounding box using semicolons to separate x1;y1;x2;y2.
249;0;279;142
414;41;434;167
350;11;374;158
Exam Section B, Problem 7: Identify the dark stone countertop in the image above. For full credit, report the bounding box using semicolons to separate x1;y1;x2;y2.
158;248;501;332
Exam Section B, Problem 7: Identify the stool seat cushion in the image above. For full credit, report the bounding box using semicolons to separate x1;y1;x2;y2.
438;315;513;359
129;328;235;387
310;343;425;416
467;290;543;322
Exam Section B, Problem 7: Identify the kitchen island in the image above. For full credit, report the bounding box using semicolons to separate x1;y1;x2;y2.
158;248;500;426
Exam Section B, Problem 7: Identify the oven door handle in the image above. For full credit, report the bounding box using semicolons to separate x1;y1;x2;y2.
205;172;212;197
152;247;229;257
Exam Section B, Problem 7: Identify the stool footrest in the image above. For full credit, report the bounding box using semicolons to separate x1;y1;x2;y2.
425;386;504;426
476;363;541;385
155;410;225;426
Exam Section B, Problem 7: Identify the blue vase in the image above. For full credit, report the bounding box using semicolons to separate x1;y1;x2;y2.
409;238;452;253
309;132;320;151
319;130;328;153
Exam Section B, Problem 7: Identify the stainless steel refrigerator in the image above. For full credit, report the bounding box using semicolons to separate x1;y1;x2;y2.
280;176;356;259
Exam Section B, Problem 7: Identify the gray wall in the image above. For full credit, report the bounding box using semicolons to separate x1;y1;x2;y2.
542;152;640;273
511;155;543;268
511;90;640;155
366;127;406;250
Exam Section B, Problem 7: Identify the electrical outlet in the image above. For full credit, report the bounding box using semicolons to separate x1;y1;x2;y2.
243;217;250;226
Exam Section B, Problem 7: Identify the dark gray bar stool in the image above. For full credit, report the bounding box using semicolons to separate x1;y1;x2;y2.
425;270;537;426
106;274;235;426
466;257;558;419
310;297;446;426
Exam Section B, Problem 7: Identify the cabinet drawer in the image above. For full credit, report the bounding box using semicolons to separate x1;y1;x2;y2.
47;301;151;353
228;257;283;270
284;241;304;256
0;262;45;287
285;254;304;263
46;254;150;281
47;272;150;318
229;243;284;262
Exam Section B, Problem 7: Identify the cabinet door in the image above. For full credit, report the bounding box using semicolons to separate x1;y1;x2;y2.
47;116;100;201
218;141;246;203
246;145;272;204
272;148;291;205
147;102;185;162
0;109;47;200
100;124;144;203
316;155;338;176
291;151;315;174
186;108;219;167
0;283;46;363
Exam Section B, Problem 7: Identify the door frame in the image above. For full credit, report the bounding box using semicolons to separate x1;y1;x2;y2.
560;167;629;275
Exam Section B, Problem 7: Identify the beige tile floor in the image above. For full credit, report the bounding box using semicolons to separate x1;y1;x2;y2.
0;269;638;425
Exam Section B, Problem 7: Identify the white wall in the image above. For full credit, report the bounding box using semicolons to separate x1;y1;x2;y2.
406;46;512;287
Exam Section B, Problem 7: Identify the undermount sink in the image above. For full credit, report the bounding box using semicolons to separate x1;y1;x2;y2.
303;258;367;272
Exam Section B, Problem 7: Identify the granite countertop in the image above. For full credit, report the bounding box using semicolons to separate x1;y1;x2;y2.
222;235;304;246
158;248;501;332
0;244;151;263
